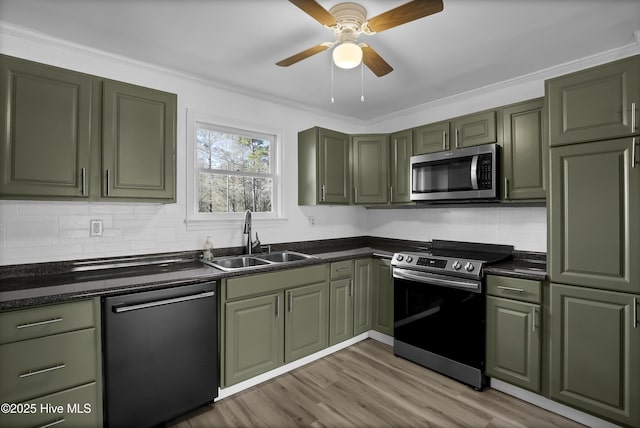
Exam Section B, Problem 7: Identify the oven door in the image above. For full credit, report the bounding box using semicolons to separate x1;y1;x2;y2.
393;268;486;370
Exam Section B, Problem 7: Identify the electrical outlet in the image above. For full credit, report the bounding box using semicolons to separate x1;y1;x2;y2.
308;216;315;226
90;219;103;237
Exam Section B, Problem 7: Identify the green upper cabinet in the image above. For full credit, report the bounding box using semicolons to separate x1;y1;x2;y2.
546;55;640;147
549;283;639;427
389;130;413;204
501;98;547;200
549;137;639;293
0;54;177;203
412;110;496;156
101;80;176;202
0;55;96;199
413;120;450;155
451;110;497;149
352;134;389;204
298;127;351;205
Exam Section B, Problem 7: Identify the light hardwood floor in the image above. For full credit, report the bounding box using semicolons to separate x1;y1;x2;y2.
167;339;584;427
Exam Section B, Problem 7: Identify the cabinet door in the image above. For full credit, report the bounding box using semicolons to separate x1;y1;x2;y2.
352;135;389;204
549;138;639;293
413;121;449;155
284;282;328;363
354;259;373;335
451;110;497;149
0;55;94;199
486;296;540;393
372;258;393;336
225;293;283;386
329;278;354;346
318;128;350;204
502;98;547;200
549;283;639;427
389;130;413;204
102;80;176;202
546;56;640;146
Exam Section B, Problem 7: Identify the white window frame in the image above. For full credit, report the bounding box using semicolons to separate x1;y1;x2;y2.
186;110;284;229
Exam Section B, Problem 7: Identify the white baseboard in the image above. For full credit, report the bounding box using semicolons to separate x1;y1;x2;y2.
489;379;621;428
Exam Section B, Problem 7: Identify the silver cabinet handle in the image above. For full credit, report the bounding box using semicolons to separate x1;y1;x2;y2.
634;297;638;329
497;285;524;293
455;128;459;149
106;169;111;196
335;267;350;273
81;167;87;196
389;186;393;203
16;318;63;329
321;184;326;202
287;291;293;313
532;307;537;332
504;177;509;200
275;295;280;317
20;363;66;378
348;280;353;298
633;138;638;168
113;291;214;313
37;418;66;428
632;101;636;133
443;131;448;150
354;187;358;204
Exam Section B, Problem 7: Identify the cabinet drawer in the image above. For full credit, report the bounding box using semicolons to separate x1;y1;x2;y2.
227;264;328;300
330;260;353;280
0;329;97;403
487;276;541;304
0;300;94;345
0;382;99;428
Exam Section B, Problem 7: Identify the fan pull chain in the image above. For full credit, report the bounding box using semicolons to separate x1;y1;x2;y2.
361;61;364;102
331;57;335;103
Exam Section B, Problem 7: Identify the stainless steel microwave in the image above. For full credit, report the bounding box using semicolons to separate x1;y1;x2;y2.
410;143;500;202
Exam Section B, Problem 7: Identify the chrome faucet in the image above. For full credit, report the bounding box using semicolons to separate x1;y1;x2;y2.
243;210;260;254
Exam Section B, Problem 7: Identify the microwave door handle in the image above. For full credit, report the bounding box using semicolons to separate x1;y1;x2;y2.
471;154;479;190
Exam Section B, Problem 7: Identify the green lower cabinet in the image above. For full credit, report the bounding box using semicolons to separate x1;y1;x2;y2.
354;259;373;336
329;278;354;346
372;258;393;336
224;293;284;386
0;382;100;428
486;296;540;392
549;283;639;427
284;282;329;363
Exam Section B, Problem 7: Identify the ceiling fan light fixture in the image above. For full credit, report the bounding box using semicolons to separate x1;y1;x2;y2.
332;41;363;69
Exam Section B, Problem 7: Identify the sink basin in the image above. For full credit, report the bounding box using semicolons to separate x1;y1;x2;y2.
202;251;316;271
203;256;270;271
255;251;315;263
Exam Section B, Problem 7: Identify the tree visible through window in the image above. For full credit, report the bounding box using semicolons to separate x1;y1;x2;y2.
196;126;274;213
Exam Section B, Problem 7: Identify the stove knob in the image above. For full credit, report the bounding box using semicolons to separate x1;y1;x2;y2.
396;255;404;261
452;261;461;270
406;256;413;263
465;262;475;272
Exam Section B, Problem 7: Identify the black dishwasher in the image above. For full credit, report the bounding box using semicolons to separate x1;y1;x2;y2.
102;282;218;428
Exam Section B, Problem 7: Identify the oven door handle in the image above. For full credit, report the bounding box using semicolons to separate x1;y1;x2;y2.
393;268;481;292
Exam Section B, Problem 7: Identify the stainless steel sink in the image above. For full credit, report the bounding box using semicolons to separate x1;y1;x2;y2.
255;251;314;263
202;251;316;272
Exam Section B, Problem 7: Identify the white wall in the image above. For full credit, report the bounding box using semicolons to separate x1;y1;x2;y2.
1;24;638;265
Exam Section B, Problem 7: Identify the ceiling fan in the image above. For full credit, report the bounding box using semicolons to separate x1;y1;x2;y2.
276;0;444;77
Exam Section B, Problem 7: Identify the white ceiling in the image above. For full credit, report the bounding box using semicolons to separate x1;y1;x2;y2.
1;0;639;121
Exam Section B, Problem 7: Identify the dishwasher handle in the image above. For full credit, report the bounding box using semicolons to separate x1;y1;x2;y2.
113;290;215;313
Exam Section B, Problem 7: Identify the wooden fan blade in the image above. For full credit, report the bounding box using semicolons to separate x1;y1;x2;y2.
366;0;443;33
362;45;393;77
289;0;337;27
276;44;330;67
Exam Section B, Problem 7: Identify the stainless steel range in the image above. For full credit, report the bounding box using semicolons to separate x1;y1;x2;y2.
392;240;512;390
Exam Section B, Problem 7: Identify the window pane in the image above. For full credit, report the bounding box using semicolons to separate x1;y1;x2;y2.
196;129;270;173
199;173;272;213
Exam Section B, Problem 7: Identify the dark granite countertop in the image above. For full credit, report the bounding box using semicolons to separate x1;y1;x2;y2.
0;237;546;311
